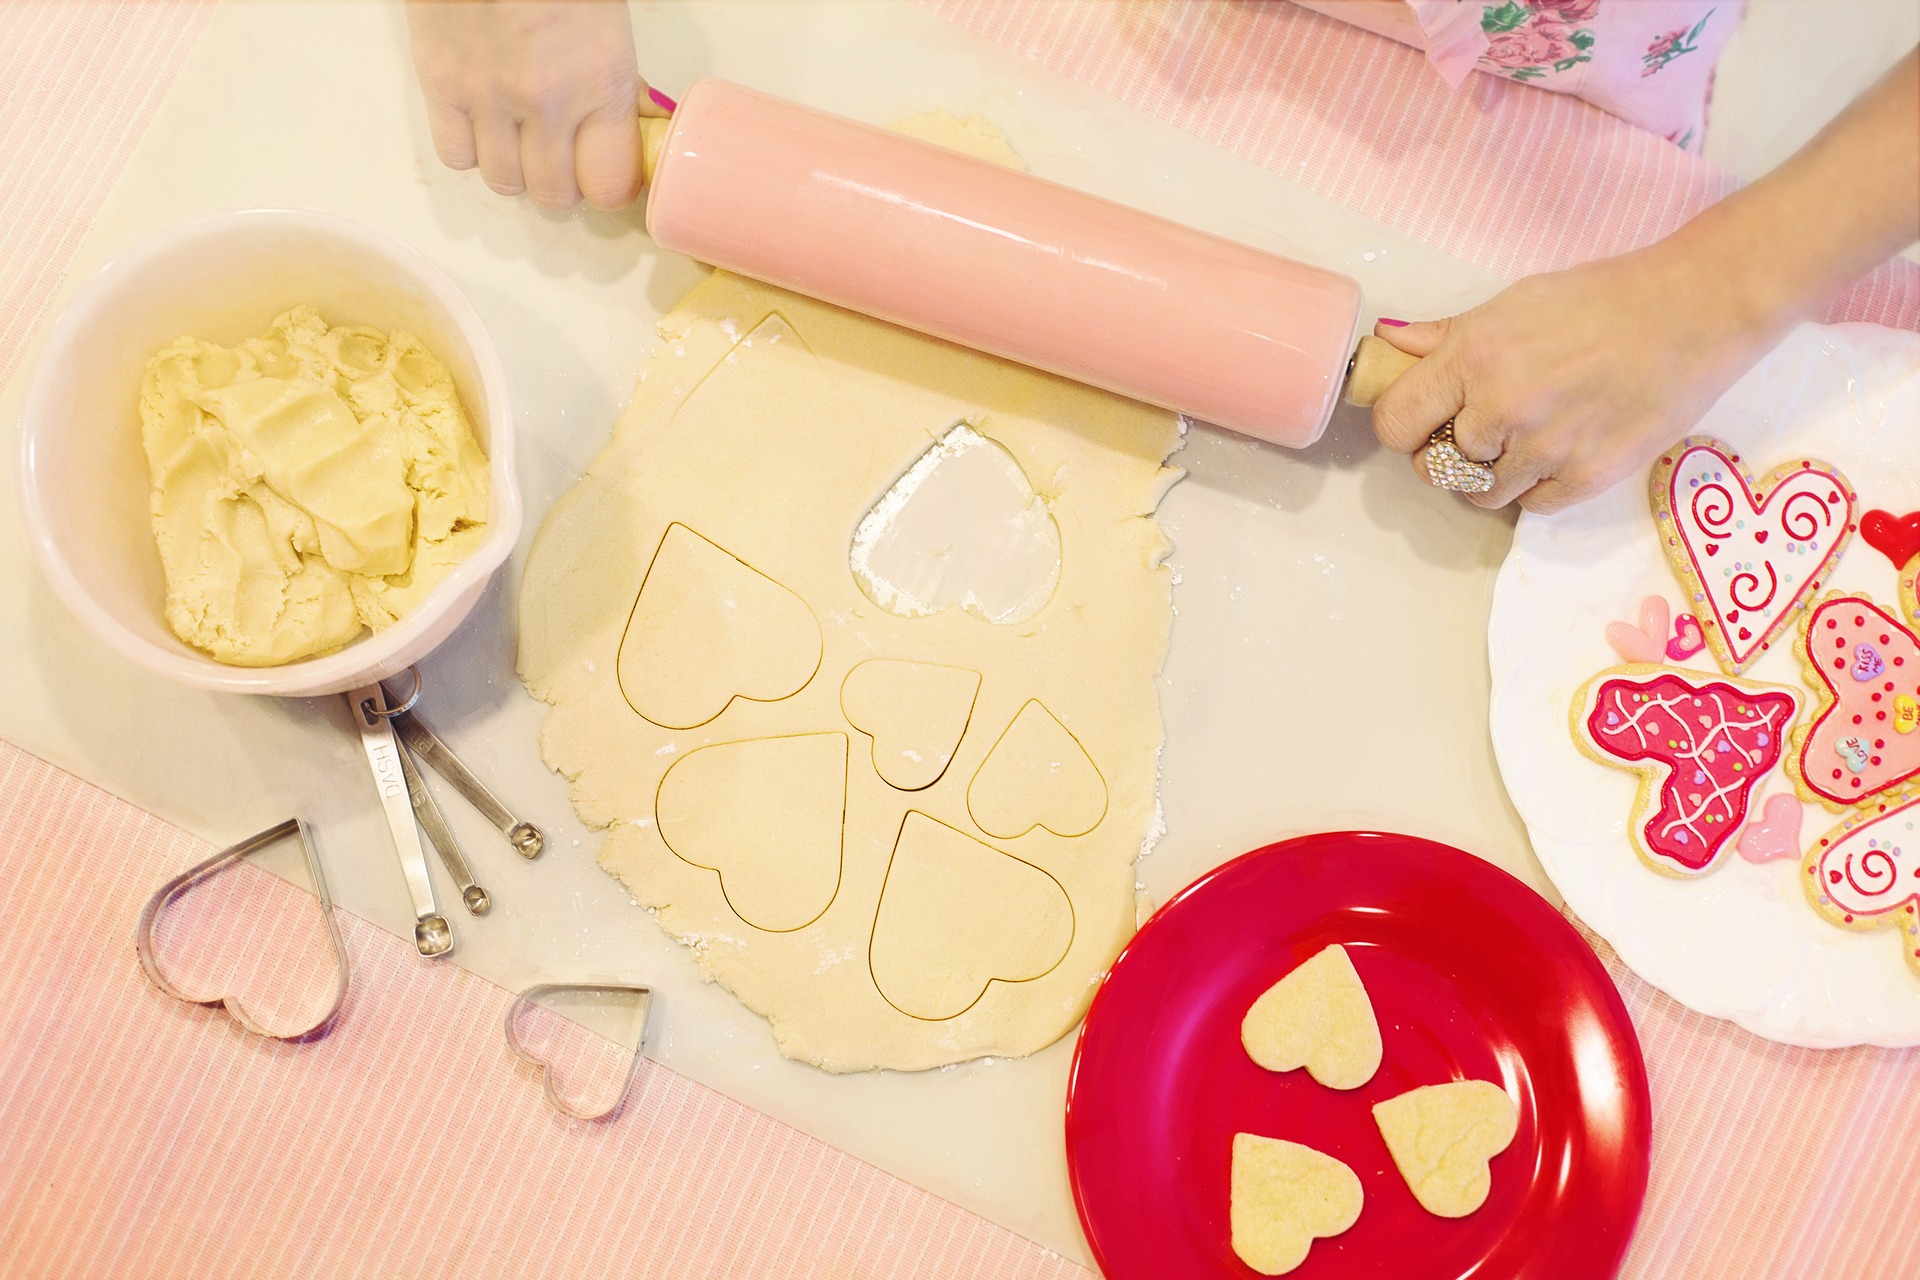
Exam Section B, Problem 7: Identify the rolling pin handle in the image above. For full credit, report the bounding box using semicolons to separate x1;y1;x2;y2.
639;116;671;190
1344;334;1422;409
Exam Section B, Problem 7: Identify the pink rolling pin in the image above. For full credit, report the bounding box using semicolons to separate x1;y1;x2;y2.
638;80;1416;447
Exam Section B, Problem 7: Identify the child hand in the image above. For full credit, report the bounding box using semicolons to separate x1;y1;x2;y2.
1368;246;1779;514
405;0;671;211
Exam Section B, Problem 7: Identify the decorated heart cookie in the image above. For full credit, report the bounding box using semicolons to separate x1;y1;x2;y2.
1240;944;1382;1090
1800;792;1920;980
1229;1133;1363;1276
1372;1080;1518;1218
1789;594;1920;809
1649;438;1856;675
1572;665;1801;876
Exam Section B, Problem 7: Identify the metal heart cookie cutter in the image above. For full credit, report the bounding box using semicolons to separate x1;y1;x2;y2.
348;669;547;959
506;982;656;1122
135;817;350;1042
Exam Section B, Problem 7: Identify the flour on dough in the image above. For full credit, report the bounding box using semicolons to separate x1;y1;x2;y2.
518;114;1181;1072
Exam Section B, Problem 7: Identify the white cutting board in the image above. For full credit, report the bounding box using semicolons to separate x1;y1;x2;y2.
0;1;1523;1262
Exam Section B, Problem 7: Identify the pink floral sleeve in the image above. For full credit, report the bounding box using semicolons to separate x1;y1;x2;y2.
1293;1;1743;153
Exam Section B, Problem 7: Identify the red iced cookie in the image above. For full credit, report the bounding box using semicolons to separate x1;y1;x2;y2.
1573;665;1801;876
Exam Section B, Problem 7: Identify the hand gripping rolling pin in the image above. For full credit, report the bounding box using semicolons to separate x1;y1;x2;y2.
634;80;1420;448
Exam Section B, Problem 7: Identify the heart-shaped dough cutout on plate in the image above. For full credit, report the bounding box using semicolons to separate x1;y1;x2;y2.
869;812;1073;1020
619;523;822;731
1241;944;1382;1090
1372;1079;1519;1218
1229;1133;1363;1276
657;733;847;932
841;659;982;791
967;700;1107;840
849;422;1062;626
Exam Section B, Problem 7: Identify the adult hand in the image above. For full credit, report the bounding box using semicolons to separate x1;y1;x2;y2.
1367;246;1774;514
405;0;671;210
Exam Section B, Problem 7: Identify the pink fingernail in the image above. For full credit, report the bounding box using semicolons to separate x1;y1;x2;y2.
648;87;678;113
1378;317;1410;327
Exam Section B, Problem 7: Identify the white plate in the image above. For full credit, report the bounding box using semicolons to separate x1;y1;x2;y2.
1490;321;1920;1048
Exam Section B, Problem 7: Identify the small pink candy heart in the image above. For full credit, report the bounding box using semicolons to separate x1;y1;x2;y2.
1606;595;1672;665
1737;794;1803;864
1667;615;1705;661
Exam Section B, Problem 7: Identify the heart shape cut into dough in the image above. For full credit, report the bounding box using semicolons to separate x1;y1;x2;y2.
505;983;652;1122
841;659;982;791
1650;438;1856;674
869;812;1073;1020
1372;1080;1519;1218
656;733;847;932
849;423;1062;626
967;700;1107;840
619;523;822;731
1229;1133;1363;1276
1792;595;1920;807
1241;944;1382;1090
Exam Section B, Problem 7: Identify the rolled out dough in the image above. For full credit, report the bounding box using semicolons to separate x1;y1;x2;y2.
518;118;1181;1072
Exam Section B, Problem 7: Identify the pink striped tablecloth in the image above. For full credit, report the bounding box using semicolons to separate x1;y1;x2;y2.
4;3;1918;1279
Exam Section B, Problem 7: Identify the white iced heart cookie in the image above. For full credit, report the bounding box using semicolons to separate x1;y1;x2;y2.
1372;1080;1519;1218
619;523;822;730
1241;944;1382;1090
1229;1133;1363;1277
869;812;1073;1020
849;423;1062;626
967;699;1107;839
841;659;981;791
656;733;847;932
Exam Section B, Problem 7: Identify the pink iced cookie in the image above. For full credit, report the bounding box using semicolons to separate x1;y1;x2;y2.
1572;665;1801;876
1802;792;1920;982
1649;438;1856;676
1789;594;1920;809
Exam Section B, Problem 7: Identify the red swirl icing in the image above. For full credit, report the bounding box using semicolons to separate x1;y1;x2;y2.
1584;671;1798;873
1797;597;1920;805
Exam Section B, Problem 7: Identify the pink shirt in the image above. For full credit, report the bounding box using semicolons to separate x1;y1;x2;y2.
1291;0;1743;152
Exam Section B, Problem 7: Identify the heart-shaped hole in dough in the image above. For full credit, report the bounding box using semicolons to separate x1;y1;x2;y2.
841;659;981;791
868;812;1074;1020
656;733;847;933
619;523;822;731
849;422;1062;626
1241;944;1382;1090
1230;1133;1364;1276
1372;1079;1519;1218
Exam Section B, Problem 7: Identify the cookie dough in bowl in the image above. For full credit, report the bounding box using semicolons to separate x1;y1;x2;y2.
18;208;520;697
141;307;491;667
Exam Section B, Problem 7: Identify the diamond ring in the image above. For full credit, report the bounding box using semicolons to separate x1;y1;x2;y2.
1424;422;1496;495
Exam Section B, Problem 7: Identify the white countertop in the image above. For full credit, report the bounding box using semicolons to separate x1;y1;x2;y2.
0;1;1535;1263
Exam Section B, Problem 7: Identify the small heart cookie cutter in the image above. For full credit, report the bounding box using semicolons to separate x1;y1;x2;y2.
506;982;655;1122
135;817;350;1042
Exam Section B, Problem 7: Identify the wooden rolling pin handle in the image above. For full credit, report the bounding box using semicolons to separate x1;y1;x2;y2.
639;116;671;191
1344;334;1422;409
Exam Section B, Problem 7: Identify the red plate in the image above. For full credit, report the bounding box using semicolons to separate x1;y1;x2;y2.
1065;832;1650;1280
